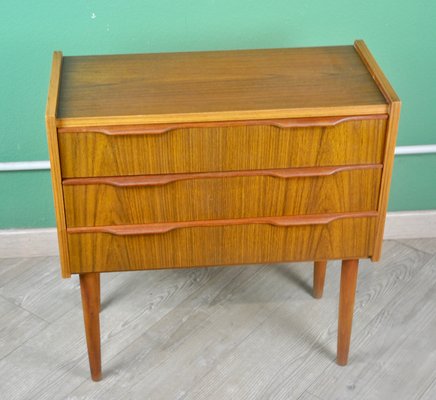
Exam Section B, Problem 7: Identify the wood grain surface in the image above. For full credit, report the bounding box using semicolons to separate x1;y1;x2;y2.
67;216;377;273
56;46;387;127
337;259;359;365
354;40;401;103
58;118;387;178
66;212;378;235
79;273;101;381
62;164;382;186
63;168;382;226
354;40;401;261
58;114;387;134
45;51;71;278
313;260;327;299
372;101;401;260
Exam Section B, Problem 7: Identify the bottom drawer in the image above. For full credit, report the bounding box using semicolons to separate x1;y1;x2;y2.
67;215;377;273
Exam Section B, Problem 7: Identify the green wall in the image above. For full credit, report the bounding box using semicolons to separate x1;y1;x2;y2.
0;1;435;228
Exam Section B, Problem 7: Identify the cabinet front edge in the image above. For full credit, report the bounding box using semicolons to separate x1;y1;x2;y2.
55;105;389;128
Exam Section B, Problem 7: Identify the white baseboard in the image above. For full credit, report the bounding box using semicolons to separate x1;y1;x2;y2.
383;210;436;239
0;228;59;258
1;211;435;259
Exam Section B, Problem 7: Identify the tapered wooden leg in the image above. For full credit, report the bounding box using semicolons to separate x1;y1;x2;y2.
313;261;327;299
80;273;102;381
95;273;101;313
337;259;359;366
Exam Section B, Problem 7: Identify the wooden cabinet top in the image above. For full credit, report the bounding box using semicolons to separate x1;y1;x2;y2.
50;40;398;127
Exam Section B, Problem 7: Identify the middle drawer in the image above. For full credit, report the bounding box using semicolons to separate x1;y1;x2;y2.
63;165;382;227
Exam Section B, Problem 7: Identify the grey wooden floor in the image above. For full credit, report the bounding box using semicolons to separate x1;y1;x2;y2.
0;238;435;400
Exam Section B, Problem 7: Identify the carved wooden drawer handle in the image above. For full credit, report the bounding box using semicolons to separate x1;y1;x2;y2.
67;211;378;236
58;114;388;135
62;164;382;187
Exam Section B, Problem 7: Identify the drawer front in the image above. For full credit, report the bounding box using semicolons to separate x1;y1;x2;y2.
63;166;382;227
67;215;377;273
58;117;387;178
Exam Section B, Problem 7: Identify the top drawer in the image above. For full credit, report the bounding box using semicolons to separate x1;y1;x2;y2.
58;116;387;178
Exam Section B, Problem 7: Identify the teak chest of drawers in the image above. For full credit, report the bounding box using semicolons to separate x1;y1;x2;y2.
46;40;400;381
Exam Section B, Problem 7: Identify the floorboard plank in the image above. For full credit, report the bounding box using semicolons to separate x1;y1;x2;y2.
22;266;244;400
308;255;436;400
173;241;431;400
0;257;42;287
0;257;81;323
397;238;436;255
297;392;324;400
419;377;436;400
0;296;48;360
67;263;312;400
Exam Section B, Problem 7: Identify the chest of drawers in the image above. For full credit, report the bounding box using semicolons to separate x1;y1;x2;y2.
46;40;400;380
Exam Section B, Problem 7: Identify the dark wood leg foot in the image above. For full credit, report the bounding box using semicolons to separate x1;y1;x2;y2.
313;260;327;299
80;273;102;381
337;259;359;366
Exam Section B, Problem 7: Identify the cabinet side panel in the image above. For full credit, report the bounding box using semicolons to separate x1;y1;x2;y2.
372;102;401;260
354;41;401;260
46;51;71;278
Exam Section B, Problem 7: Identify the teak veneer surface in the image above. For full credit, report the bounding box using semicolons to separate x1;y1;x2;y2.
57;46;388;127
45;52;71;278
58;118;387;178
63;167;382;226
67;216;377;273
